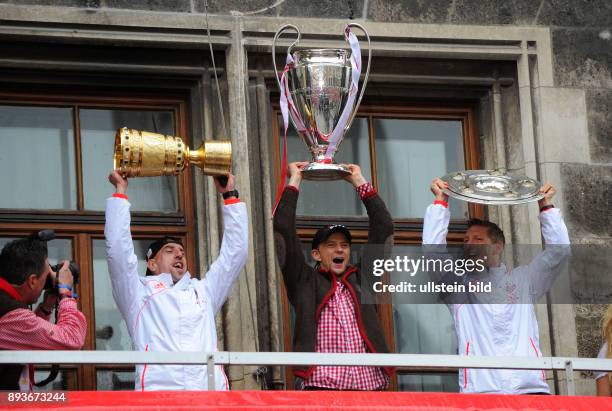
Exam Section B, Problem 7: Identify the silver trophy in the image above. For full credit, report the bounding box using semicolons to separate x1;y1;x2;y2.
441;170;545;205
273;24;371;180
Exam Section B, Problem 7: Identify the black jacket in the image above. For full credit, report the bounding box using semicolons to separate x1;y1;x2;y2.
273;187;394;378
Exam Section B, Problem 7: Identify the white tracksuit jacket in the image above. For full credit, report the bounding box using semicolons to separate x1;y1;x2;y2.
105;196;248;391
423;204;570;394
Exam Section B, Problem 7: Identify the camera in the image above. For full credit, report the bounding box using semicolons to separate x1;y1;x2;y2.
32;230;80;291
44;261;80;291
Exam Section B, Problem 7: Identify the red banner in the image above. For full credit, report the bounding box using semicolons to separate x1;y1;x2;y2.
2;390;611;411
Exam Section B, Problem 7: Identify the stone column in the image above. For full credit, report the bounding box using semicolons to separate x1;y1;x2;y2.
222;19;260;390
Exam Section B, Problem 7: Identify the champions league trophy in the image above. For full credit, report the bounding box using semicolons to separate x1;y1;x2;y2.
272;24;371;180
114;128;232;178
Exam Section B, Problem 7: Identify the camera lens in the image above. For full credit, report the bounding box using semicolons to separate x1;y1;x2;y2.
44;261;80;290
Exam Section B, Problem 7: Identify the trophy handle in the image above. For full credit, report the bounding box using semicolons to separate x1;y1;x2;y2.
272;24;301;92
344;23;372;132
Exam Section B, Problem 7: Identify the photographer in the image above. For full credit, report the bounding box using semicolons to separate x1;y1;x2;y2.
0;236;86;391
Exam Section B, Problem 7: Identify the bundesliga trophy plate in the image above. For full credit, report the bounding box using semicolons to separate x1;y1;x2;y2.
272;24;371;180
440;170;545;205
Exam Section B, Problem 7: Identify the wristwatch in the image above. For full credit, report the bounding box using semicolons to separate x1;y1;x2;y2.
222;190;239;200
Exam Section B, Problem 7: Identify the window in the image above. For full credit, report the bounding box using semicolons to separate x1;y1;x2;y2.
0;106;76;209
80;109;178;212
0;92;196;390
391;245;460;392
273;102;483;391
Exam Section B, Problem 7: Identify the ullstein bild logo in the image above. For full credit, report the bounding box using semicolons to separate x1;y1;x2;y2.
372;279;492;294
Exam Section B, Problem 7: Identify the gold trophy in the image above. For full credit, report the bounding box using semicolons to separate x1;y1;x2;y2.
114;127;232;178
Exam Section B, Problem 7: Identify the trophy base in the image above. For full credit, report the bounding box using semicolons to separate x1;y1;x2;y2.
302;163;351;181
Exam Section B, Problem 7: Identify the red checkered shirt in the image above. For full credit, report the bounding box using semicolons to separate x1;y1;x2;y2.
356;182;376;200
0;298;86;350
0;296;87;390
304;280;388;390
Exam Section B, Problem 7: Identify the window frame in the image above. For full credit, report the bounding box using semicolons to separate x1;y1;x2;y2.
0;90;197;390
0;91;193;223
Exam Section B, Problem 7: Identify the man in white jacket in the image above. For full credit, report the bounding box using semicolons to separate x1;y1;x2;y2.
105;170;248;391
424;178;570;394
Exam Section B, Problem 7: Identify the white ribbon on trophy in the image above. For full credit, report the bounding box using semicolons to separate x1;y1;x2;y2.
324;27;361;160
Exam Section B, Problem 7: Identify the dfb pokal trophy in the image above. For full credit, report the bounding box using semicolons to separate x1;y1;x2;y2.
272;24;371;180
113;128;232;178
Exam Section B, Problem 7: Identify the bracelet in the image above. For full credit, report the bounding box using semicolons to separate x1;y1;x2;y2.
57;284;73;291
539;204;554;213
434;199;448;208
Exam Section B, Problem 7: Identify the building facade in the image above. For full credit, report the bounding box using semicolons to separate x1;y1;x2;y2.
0;0;610;394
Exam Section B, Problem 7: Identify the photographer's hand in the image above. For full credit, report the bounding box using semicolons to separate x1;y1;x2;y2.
108;170;128;195
56;260;74;299
38;290;57;315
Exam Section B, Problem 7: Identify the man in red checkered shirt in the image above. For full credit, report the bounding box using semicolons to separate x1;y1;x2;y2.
0;235;86;391
273;162;394;390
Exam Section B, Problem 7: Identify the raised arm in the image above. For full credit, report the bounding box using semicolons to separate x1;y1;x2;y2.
104;171;143;322
340;165;394;248
342;165;393;295
422;178;462;301
203;175;249;315
526;183;571;299
423;178;451;245
272;162;309;298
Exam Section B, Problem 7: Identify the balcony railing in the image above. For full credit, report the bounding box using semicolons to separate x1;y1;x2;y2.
2;351;611;395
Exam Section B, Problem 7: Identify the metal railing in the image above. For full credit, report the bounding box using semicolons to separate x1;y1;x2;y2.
1;351;611;395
